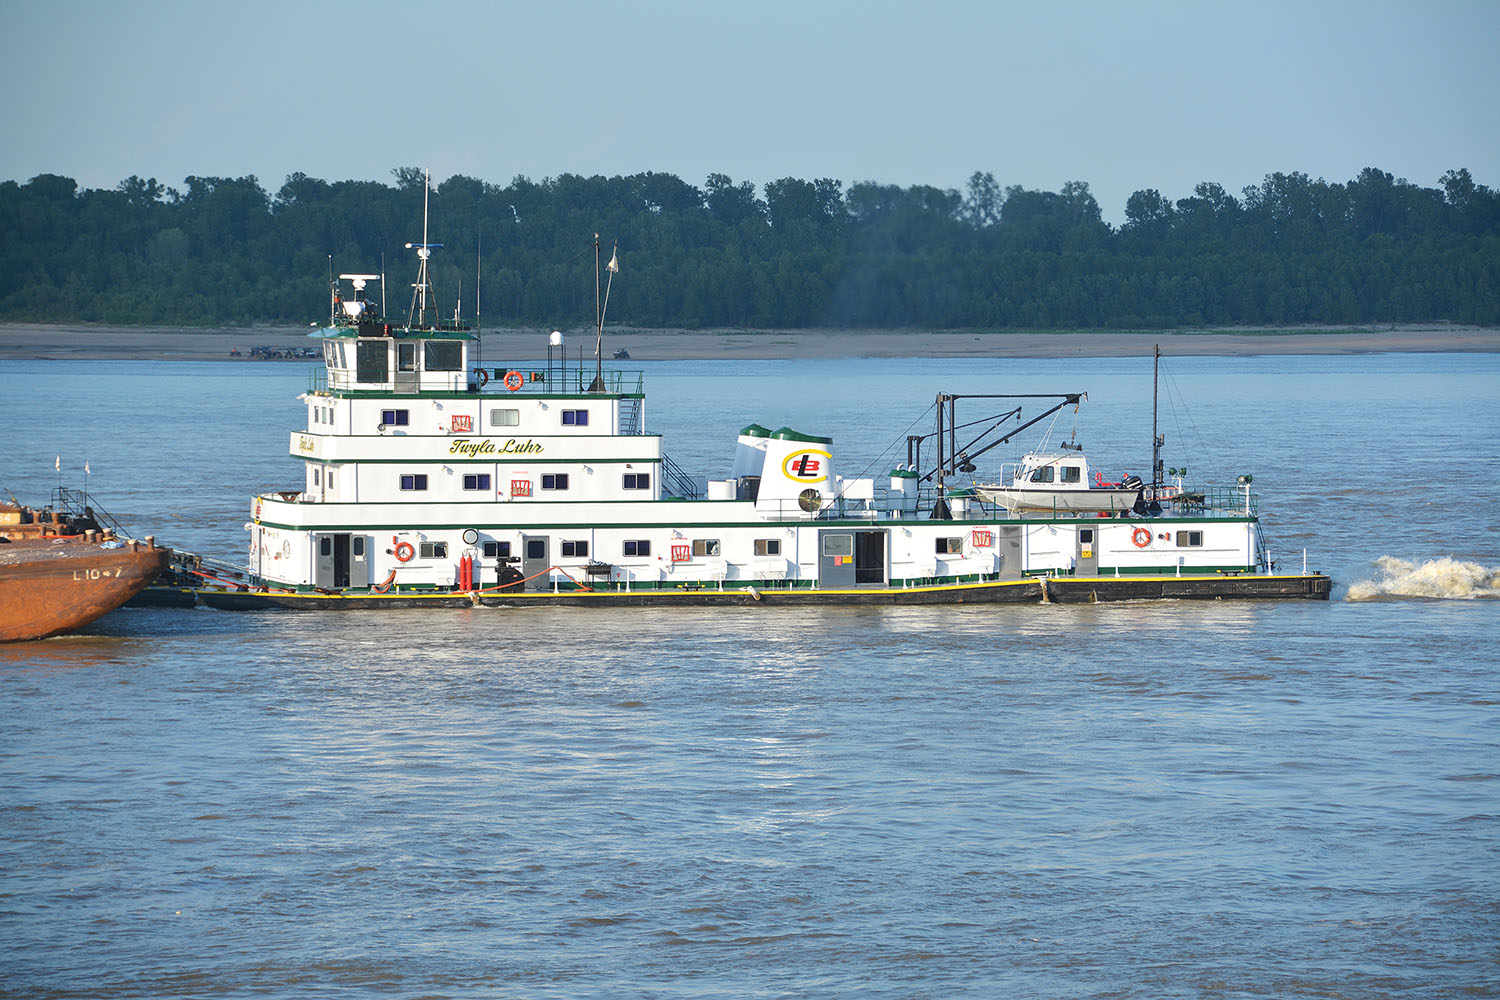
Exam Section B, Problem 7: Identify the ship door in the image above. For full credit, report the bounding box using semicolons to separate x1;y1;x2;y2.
819;530;887;588
855;530;887;585
314;533;353;589
998;526;1022;579
1076;526;1098;576
349;535;370;588
522;535;550;591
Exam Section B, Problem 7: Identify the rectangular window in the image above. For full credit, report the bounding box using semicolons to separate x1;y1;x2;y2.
623;473;650;490
526;539;546;560
1079;529;1094;544
1176;530;1204;547
754;538;781;556
623;540;651;557
356;340;388;383
541;473;569;491
312;467;321;486
561;409;589;426
400;474;428;491
424;340;462;371
692;539;721;557
482;541;512;559
937;537;963;554
352;537;365;557
462;474;492;492
419;541;448;559
381;409;409;427
490;408;520;427
561;540;589;558
1061;466;1082;484
320;537;332;556
397;342;418;372
1028;466;1055;483
822;534;853;557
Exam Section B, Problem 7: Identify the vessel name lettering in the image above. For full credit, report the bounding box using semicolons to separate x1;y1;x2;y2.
448;438;544;457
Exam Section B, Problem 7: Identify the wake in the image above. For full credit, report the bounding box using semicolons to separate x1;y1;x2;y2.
1347;556;1500;601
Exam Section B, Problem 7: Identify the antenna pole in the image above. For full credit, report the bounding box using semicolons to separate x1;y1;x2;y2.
1151;344;1161;499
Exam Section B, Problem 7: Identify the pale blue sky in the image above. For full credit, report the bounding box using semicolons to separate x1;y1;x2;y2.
2;0;1496;222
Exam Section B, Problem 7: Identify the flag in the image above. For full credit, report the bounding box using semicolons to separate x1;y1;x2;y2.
85;461;91;475
606;248;619;273
55;455;60;472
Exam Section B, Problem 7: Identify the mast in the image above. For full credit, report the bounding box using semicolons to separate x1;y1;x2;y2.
1151;344;1162;499
405;169;442;328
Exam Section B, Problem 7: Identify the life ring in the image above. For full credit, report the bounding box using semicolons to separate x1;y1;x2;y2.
503;370;524;391
473;367;489;387
394;541;416;562
1131;526;1151;548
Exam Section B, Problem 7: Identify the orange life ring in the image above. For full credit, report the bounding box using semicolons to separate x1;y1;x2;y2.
394;541;416;562
503;370;524;391
1131;526;1151;548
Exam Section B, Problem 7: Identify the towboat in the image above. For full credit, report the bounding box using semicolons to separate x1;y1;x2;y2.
191;187;1328;609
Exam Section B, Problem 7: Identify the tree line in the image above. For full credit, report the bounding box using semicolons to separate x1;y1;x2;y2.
1;165;1496;329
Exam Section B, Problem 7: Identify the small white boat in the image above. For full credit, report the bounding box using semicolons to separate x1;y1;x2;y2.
975;450;1149;513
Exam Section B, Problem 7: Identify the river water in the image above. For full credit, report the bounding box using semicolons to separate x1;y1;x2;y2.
2;351;1497;998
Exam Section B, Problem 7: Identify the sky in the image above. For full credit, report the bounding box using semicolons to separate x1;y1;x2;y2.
2;0;1497;223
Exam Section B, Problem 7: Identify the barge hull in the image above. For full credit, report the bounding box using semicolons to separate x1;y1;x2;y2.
1045;573;1331;603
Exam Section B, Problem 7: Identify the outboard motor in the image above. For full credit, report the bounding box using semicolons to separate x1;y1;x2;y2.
1120;474;1143;490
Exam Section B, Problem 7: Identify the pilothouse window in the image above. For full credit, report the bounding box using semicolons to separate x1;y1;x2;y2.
1061;466;1081;484
1029;466;1055;483
424;341;462;371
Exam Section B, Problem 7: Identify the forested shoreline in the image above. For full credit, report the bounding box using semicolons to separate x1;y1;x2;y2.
2;166;1497;329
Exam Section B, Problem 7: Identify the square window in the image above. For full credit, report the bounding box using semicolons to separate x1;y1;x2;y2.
420;541;448;559
561;540;589;558
490;408;519;427
937;537;962;554
400;474;428;491
424;340;462;371
822;534;853;557
1176;530;1203;547
482;541;512;558
562;410;589;426
624;539;651;557
381;409;409;427
623;473;650;490
526;540;546;560
1080;529;1094;544
754;538;781;556
541;473;569;491
692;539;721;557
462;474;492;491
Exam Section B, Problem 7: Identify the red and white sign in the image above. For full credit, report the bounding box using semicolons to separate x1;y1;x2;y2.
510;479;532;497
971;529;993;547
450;414;473;433
671;543;691;562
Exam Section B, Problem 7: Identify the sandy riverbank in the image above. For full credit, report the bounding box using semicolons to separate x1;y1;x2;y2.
0;323;1495;361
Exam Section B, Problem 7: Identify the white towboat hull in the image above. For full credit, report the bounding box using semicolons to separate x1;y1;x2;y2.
975;485;1144;513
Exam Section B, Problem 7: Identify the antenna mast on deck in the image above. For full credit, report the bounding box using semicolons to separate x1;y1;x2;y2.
405;170;443;328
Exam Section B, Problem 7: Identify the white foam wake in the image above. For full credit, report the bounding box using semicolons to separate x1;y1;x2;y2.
1347;556;1500;601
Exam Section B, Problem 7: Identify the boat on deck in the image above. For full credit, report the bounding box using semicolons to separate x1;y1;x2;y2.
184;182;1328;610
0;492;170;641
